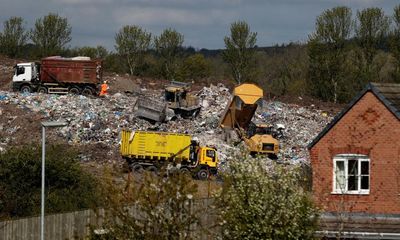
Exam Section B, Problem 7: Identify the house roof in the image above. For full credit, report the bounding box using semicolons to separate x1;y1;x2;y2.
307;82;400;149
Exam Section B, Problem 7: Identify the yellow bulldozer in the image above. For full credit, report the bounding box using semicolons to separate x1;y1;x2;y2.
219;83;279;158
136;81;201;122
164;81;201;118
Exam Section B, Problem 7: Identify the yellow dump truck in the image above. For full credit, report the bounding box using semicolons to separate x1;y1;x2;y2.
120;130;218;179
219;83;279;158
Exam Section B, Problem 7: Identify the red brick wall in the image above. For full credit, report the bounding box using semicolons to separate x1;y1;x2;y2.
310;92;400;214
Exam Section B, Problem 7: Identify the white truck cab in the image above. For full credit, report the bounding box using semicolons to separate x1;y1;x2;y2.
12;62;39;93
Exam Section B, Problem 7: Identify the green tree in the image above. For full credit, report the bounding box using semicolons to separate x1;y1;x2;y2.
223;21;257;84
180;53;211;80
30;13;72;57
390;4;400;82
95;45;109;59
258;44;308;97
308;6;353;102
103;53;126;73
0;16;29;57
215;157;318;240
355;8;390;70
91;170;207;239
0;145;101;219
154;28;184;80
115;25;151;76
73;45;108;59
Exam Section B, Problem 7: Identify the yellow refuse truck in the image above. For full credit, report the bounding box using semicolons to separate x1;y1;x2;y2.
120;130;218;180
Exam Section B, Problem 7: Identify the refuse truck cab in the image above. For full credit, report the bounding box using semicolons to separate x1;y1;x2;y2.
13;62;40;92
120;130;218;180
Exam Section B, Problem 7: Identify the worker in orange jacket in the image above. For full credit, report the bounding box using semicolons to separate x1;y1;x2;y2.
99;81;109;96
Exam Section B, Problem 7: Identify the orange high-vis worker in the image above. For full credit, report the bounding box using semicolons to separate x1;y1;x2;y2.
100;81;109;96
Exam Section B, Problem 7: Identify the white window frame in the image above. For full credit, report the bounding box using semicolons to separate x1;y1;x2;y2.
332;154;370;195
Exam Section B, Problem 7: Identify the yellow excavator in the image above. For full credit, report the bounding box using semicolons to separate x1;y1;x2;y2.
219;83;279;158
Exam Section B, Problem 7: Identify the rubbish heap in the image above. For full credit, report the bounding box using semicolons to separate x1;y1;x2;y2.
0;83;333;164
255;101;332;163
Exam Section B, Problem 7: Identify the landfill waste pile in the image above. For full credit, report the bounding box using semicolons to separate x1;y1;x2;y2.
0;83;333;166
255;101;332;163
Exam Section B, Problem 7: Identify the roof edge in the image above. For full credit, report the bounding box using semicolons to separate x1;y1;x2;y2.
307;84;372;150
369;83;400;120
308;82;400;150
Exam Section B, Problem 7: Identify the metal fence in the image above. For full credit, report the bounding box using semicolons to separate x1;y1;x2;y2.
0;198;217;240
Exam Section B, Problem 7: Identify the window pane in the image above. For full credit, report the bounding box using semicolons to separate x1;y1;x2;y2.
17;67;25;75
206;150;215;158
361;161;369;175
361;176;369;190
335;161;345;191
348;159;358;175
348;176;358;191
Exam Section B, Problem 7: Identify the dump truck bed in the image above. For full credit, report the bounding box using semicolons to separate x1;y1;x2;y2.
120;130;191;161
219;83;263;130
40;57;102;84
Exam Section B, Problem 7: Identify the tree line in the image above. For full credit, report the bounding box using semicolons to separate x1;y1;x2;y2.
308;5;400;102
0;5;399;103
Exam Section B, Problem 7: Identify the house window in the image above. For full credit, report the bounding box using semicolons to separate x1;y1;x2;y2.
333;154;370;194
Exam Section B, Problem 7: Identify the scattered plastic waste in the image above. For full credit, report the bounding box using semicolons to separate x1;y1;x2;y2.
0;83;333;165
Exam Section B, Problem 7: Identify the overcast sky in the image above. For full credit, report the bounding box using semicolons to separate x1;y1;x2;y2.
0;0;399;51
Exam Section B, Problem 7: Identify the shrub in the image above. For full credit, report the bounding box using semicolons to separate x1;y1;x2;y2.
0;144;101;219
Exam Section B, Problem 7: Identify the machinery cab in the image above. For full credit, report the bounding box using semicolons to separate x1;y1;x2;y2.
246;122;279;158
245;134;279;158
13;62;39;83
165;81;199;108
165;85;187;109
165;81;201;117
247;122;273;137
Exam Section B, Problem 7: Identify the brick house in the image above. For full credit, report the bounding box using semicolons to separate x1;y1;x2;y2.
308;83;400;238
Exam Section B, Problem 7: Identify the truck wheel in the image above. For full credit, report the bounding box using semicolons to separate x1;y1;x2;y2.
268;153;278;160
20;85;32;94
38;87;47;94
197;169;209;180
146;166;158;174
179;167;191;175
82;87;94;96
131;164;143;173
193;109;200;118
69;87;80;95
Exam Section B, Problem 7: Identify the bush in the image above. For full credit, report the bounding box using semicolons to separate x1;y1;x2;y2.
0;144;101;219
215;157;319;240
91;169;208;240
